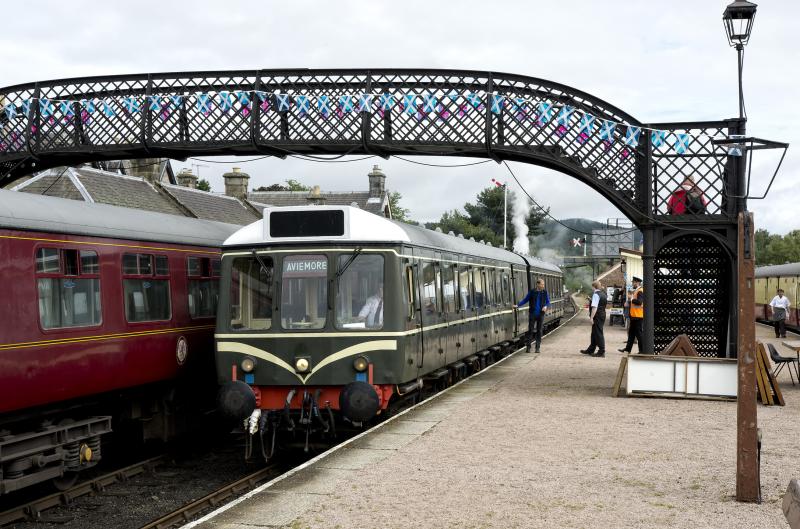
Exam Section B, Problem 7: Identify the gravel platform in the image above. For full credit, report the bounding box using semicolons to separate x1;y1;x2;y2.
196;313;800;529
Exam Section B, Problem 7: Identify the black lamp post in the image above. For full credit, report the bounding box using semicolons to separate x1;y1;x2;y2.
723;0;757;120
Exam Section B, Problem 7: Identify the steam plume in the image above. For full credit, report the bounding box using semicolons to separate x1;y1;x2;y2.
510;187;530;255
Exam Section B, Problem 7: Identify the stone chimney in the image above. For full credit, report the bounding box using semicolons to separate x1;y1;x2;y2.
367;165;386;199
177;168;198;189
223;167;250;199
307;185;325;205
127;157;165;183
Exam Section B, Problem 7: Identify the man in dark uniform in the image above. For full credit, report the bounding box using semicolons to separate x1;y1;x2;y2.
517;278;550;353
580;280;607;357
619;276;644;353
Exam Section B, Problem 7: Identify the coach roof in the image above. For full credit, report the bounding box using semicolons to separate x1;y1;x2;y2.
0;189;240;247
755;262;800;278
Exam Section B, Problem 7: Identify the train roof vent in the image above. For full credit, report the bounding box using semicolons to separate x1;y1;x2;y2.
457;234;465;239
486;241;493;247
479;240;485;244
435;227;443;233
448;231;455;236
469;237;476;241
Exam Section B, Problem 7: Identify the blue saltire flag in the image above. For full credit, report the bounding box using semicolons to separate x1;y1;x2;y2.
423;94;437;113
296;95;310;114
235;91;250;107
537;102;553;123
147;96;161;112
651;130;667;148
60;100;74;117
123;97;140;114
599;120;616;141
339;95;354;113
255;91;269;103
624;126;641;147
102;99;115;117
379;93;395;111
196;93;212;113
22;99;31;116
490;94;504;115
578;114;595;135
512;97;527;112
80;99;95;113
403;94;417;115
318;95;331;115
276;94;291;112
358;94;372;113
466;92;481;108
4;103;16;120
170;95;183;108
448;90;459;102
673;133;691;154
556;105;574;126
39;98;55;117
218;91;234;112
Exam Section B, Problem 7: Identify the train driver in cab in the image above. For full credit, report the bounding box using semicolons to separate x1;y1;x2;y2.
356;283;384;328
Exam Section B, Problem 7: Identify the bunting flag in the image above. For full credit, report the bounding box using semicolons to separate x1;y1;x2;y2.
403;94;416;115
159;103;170;120
577;114;595;135
448;90;459;102
599;120;616;141
317;95;330;117
235;91;250;107
60;100;74;117
673;133;691;154
196;93;212;114
276;94;291;112
651;130;667;148
512;97;527;121
358;93;372;113
218;91;234;112
80;99;95;113
148;96;161;112
339;95;354;113
537;102;552;125
379;93;395;111
22;99;31;117
296;95;310;115
39;98;54;117
170;95;183;108
490;94;504;115
4;103;16;120
423;93;437;113
102;99;115;117
466;92;481;108
624;126;641;147
556;105;574;126
122;97;140;114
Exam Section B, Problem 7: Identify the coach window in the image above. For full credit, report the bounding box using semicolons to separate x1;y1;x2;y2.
501;273;510;305
36;247;102;329
404;265;415;319
459;267;472;310
229;256;273;330
335;254;384;330
442;264;457;313
188;256;220;319
281;255;327;330
421;261;439;315
493;270;502;306
122;253;171;322
472;269;484;309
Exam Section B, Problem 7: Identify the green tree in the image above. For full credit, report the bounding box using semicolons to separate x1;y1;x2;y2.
253;179;311;192
388;191;417;224
196;178;211;191
754;228;800;266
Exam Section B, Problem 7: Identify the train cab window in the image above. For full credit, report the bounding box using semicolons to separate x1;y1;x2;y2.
229;256;273;330
442;264;457;313
421;261;439;315
405;265;415;319
459;268;472;310
473;269;484;309
122;253;171;322
36;247;102;329
335;254;384;330
281;255;327;330
187;256;220;319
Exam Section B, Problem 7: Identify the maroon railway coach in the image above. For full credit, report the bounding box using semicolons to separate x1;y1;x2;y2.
0;189;239;494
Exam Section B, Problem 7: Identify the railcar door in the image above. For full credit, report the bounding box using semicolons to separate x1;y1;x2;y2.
441;259;459;366
474;267;488;352
457;265;473;360
419;255;443;372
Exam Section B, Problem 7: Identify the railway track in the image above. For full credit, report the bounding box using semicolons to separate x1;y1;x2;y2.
0;455;165;526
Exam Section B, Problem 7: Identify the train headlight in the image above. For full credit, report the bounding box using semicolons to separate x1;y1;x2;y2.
295;357;310;373
353;356;369;372
241;357;257;373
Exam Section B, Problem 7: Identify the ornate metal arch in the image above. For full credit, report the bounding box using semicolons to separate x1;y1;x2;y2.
0;69;740;225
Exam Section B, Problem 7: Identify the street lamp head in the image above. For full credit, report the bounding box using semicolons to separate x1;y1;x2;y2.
723;0;757;48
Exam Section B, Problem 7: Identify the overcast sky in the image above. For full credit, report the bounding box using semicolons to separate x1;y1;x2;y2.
2;1;797;233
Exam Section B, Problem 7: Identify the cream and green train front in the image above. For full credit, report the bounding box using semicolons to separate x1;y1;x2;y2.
215;206;416;424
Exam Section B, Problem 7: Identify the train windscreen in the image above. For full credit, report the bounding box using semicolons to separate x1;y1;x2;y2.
270;210;345;238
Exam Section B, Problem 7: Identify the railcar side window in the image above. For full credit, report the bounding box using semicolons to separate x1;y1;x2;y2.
229;256;273;330
472;269;484;309
493;270;502;306
421;261;439;314
501;273;510;305
122;253;171;322
335;254;384;330
442;264;457;313
281;255;327;330
187;256;220;319
405;265;415;319
36;247;102;329
459;268;472;310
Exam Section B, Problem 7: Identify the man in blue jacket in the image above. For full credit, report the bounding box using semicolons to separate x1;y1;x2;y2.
517;278;550;353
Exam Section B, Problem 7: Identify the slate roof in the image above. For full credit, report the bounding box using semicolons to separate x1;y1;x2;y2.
247;190;388;216
161;183;260;225
72;168;186;216
16;172;86;201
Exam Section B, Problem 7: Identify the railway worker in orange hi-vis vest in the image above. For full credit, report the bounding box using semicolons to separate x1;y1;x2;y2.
619;276;644;354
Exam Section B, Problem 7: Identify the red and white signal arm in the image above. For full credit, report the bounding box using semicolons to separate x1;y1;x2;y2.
572;238;582;247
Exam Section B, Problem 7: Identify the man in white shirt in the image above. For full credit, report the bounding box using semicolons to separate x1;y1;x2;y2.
769;288;791;339
580;280;607;357
357;284;384;328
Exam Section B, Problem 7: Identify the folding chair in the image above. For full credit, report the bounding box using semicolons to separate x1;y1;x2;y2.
768;343;799;385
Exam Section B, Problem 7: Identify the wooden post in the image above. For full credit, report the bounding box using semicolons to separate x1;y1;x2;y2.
737;212;759;502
